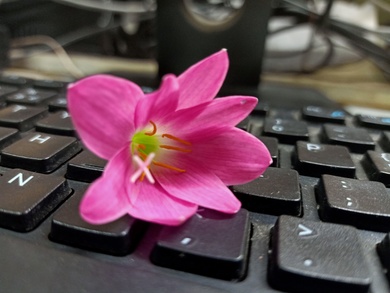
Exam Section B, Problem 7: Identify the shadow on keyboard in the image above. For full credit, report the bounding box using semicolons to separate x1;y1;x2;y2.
1;74;390;293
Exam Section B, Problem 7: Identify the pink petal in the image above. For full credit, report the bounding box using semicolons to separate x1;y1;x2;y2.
177;49;228;110
155;160;241;214
68;74;144;160
190;127;272;185
79;146;132;224
134;74;179;129
161;96;258;136
127;180;198;226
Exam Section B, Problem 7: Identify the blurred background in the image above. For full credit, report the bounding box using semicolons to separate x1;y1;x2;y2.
0;0;389;109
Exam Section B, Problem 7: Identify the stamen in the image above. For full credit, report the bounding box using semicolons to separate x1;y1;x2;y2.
140;171;146;182
153;161;186;173
159;145;192;153
144;121;157;136
131;153;155;184
137;151;147;160
162;134;191;145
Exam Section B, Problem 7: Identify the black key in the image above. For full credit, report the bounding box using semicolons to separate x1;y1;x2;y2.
151;209;250;280
258;136;278;167
1;132;81;173
48;94;68;111
0;75;29;86
0;168;71;232
50;189;147;256
379;131;390;152
377;233;390;281
316;174;390;231
0;104;47;131
6;87;57;105
236;116;249;130
302;106;347;123
33;79;66;90
232;167;301;216
356;114;390;130
35;110;75;136
263;118;309;144
294;141;355;177
268;109;298;120
322;124;375;153
66;150;106;182
362;151;390;186
268;215;371;293
0;127;19;149
0;84;18;97
252;101;269;115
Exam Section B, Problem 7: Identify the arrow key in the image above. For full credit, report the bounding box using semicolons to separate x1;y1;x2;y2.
268;215;371;293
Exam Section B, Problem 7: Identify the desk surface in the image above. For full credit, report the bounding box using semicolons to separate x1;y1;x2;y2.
6;52;390;110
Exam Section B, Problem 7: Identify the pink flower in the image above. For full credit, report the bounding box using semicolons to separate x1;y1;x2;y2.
67;50;272;226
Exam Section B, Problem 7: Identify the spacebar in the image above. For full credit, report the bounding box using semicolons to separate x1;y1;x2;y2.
0;235;226;293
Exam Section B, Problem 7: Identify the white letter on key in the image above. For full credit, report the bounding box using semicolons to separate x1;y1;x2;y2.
29;134;51;144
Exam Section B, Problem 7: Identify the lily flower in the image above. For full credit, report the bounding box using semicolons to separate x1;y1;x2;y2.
67;50;272;226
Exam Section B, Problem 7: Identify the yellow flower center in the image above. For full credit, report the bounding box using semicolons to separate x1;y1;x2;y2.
130;121;191;182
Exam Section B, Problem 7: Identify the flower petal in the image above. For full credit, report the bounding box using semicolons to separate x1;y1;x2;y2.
190;127;272;185
161;96;258;136
79;146;132;224
68;74;144;159
177;49;228;109
127;181;198;226
134;74;179;129
155;160;241;214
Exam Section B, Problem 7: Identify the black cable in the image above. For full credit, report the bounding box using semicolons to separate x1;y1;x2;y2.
279;0;390;76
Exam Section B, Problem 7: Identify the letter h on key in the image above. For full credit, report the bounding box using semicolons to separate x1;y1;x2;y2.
29;134;51;144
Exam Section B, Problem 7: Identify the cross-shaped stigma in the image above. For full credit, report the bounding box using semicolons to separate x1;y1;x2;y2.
130;152;155;184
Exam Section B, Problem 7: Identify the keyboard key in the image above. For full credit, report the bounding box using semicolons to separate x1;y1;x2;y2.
50;189;147;256
33;79;66;90
252;101;269;115
322;124;375;153
35;110;75;136
356;114;390;130
66;150;106;182
268;109;298;120
302;106;347;123
294;141;355;177
316;174;390;231
1;132;81;173
236;116;249;130
0;84;18;97
151;209;250;280
263;118;309;144
268;215;371;293
0;168;71;232
48;94;68;111
258;136;278;166
377;233;390;281
362;151;390;186
232;167;301;216
0;75;29;86
0;126;19;149
6;87;57;105
0;104;47;131
379;131;390;153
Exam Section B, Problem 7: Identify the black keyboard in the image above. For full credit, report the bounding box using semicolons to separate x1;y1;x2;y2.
1;74;390;293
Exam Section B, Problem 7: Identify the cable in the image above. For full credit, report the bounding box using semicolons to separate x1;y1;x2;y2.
278;0;390;76
10;35;85;78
